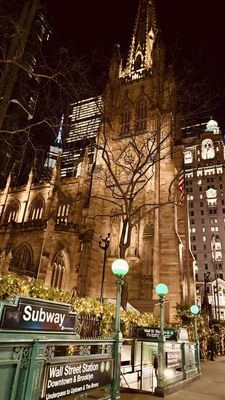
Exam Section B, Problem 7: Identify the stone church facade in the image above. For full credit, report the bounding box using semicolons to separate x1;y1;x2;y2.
0;0;195;321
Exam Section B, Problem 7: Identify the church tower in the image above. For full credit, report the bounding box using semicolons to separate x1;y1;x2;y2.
80;0;195;321
0;0;195;323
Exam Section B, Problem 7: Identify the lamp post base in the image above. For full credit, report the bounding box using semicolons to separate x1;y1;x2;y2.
155;386;165;397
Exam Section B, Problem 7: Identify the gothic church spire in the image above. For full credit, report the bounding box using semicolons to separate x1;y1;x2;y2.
122;0;158;77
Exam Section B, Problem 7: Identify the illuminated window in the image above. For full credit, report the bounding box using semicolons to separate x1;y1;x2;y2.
57;200;70;225
51;250;65;289
201;139;215;160
184;151;193;164
204;167;215;175
206;187;217;206
4;200;20;223
29;196;44;220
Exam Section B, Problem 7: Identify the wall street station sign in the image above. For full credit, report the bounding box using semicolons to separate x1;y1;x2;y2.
0;296;76;332
136;327;177;341
166;351;182;369
42;359;113;399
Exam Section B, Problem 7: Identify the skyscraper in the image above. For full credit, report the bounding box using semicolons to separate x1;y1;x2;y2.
60;96;102;178
183;118;225;319
0;0;51;185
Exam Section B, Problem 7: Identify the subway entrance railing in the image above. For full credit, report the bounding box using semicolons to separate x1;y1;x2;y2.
0;296;201;399
120;327;200;396
0;296;114;400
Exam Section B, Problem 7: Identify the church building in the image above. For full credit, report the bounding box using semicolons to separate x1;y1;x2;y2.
0;0;195;322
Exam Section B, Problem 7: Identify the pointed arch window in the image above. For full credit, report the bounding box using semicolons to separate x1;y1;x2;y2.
201;139;215;160
29;196;44;220
136;100;148;132
120;106;131;136
9;243;35;277
56;200;70;225
4;200;20;223
51;250;65;289
134;54;142;70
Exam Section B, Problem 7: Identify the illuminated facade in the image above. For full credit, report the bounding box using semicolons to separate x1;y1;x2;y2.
183;119;225;318
60;96;102;177
0;0;195;322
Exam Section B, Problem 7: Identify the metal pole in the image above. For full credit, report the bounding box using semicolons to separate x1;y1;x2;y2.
194;316;200;373
112;275;123;400
203;272;210;322
99;233;110;303
213;285;217;320
215;261;221;322
155;297;165;396
100;246;107;303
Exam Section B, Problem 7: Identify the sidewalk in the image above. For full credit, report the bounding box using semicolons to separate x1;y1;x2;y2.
120;356;225;400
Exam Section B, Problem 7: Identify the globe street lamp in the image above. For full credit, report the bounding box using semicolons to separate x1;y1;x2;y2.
190;304;200;373
155;283;169;397
111;259;129;400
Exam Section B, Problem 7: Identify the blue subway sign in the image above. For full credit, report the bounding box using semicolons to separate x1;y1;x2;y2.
0;296;76;332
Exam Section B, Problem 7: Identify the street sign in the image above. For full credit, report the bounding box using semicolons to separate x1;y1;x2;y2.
0;296;76;332
42;359;113;399
136;327;177;341
166;351;182;369
177;327;189;342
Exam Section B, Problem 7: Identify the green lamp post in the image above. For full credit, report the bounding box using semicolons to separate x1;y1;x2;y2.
111;259;129;400
155;283;169;397
190;304;200;373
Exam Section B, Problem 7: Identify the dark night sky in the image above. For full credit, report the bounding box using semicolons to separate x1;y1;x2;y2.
46;0;225;130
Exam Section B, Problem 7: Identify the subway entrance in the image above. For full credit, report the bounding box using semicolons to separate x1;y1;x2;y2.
121;339;158;393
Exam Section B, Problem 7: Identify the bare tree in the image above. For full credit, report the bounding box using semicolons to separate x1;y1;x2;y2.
93;115;174;257
84;97;178;307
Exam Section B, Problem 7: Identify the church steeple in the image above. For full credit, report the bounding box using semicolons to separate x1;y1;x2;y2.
55;113;64;148
44;114;64;170
121;0;158;77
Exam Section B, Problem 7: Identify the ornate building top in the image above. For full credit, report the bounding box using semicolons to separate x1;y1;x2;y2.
121;0;158;77
206;118;220;135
